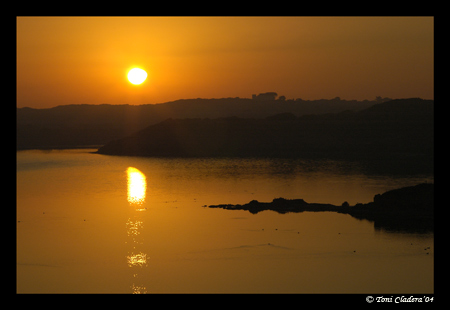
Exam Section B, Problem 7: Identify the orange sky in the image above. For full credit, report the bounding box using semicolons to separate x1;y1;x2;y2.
17;16;434;108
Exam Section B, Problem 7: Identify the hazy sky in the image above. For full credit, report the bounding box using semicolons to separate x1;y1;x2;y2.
17;16;434;108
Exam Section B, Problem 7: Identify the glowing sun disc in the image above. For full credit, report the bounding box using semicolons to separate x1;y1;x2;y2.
127;68;147;85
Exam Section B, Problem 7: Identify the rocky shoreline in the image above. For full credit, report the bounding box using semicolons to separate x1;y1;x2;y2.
205;183;434;233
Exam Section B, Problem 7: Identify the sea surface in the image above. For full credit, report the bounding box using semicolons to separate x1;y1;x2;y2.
17;149;434;293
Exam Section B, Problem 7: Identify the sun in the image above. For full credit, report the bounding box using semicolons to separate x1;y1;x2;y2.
127;68;147;85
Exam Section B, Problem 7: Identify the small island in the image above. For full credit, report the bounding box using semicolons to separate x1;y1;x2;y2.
205;183;434;233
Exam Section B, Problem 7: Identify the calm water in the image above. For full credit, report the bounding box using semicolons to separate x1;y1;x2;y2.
16;149;434;293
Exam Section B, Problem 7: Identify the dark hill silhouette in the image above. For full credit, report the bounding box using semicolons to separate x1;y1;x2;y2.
206;183;434;233
96;98;433;162
17;97;377;150
357;98;434;120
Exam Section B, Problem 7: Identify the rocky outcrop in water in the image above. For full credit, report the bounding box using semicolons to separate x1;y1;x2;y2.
205;183;434;233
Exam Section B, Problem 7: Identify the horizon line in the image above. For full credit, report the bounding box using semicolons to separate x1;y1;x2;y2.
17;96;434;110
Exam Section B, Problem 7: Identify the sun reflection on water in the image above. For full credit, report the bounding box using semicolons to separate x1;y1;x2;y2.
127;167;147;208
126;219;143;237
126;167;148;294
127;252;147;267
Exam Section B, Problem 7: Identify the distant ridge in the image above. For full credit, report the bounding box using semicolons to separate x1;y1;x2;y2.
17;96;381;150
96;98;433;162
357;98;433;120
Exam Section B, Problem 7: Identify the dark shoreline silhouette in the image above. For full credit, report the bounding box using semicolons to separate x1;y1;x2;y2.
17;96;379;150
19;96;427;151
95;99;433;169
206;183;434;233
